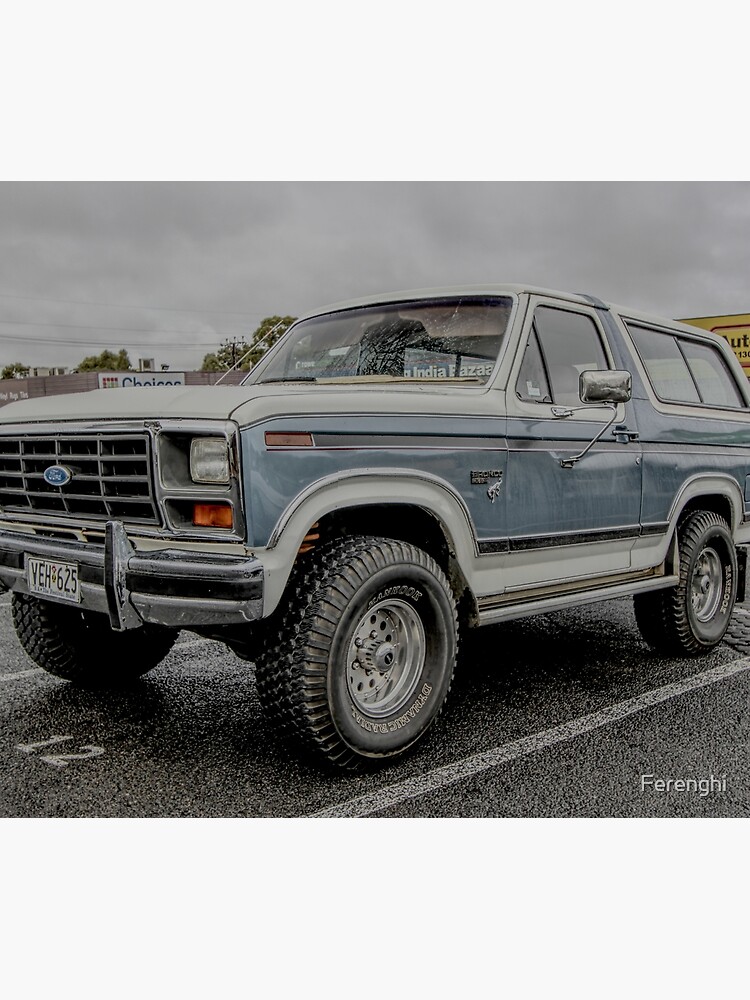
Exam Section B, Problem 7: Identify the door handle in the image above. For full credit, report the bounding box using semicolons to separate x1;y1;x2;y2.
612;424;639;443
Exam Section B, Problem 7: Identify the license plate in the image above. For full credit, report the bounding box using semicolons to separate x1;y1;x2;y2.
26;557;81;604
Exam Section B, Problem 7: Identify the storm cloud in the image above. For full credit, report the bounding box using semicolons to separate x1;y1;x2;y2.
1;181;748;372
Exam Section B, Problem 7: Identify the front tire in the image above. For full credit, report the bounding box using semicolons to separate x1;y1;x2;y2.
255;536;458;768
634;510;737;655
12;594;178;687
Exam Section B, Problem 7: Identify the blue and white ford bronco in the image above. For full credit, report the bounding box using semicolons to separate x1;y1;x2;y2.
1;285;749;767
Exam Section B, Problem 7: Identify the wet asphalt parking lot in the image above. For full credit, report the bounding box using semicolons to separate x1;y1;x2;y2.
1;591;749;818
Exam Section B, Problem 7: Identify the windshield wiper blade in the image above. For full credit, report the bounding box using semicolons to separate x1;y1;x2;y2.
257;376;318;384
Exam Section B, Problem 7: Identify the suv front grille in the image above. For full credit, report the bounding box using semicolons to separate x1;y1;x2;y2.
0;433;160;524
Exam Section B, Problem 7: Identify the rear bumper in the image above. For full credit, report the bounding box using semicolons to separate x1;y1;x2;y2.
0;520;264;630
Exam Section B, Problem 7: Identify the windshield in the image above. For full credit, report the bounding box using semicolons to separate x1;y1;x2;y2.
249;296;513;386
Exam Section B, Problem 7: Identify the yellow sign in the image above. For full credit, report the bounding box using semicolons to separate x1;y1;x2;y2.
681;313;750;376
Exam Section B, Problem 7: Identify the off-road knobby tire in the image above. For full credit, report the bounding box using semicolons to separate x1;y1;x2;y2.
633;510;737;656
254;536;458;769
11;593;178;687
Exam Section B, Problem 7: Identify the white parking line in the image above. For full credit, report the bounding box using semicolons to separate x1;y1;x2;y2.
0;669;45;683
311;655;750;818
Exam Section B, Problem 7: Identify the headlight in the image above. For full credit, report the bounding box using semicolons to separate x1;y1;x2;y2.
190;437;230;484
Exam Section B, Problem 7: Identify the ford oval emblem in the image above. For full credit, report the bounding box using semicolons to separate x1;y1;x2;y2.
43;465;73;487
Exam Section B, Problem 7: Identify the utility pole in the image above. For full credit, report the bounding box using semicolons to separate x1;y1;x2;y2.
216;320;286;385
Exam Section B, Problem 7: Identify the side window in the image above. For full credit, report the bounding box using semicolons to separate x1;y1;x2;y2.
628;324;700;402
680;340;745;407
516;306;609;406
628;323;746;408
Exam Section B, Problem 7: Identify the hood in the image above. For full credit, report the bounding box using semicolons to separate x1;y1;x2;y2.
0;380;498;428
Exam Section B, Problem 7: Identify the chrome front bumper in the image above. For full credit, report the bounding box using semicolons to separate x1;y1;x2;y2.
0;521;264;631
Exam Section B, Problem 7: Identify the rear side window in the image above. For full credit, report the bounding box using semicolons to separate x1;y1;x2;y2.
680;339;745;407
516;306;609;405
628;323;746;408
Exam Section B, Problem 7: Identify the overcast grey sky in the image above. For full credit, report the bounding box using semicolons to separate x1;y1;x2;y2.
1;181;749;373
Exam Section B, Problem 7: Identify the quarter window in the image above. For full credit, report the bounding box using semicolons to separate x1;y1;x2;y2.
516;328;552;402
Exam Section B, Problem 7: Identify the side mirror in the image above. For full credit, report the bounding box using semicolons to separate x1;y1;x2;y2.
580;369;632;404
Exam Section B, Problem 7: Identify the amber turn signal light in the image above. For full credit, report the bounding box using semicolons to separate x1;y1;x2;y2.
193;503;233;528
264;431;314;447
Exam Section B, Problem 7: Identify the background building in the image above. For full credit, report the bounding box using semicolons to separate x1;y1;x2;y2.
0;369;245;408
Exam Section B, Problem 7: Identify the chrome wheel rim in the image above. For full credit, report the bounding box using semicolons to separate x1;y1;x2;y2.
346;598;425;718
691;546;723;622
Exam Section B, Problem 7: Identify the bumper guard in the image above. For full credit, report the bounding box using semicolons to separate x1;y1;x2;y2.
0;521;264;631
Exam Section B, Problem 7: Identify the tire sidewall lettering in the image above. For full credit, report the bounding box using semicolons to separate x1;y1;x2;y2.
720;562;733;616
350;682;434;734
327;560;455;756
367;585;423;610
685;526;737;645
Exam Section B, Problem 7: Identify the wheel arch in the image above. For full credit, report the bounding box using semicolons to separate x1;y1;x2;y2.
660;475;745;575
635;507;739;656
258;470;479;618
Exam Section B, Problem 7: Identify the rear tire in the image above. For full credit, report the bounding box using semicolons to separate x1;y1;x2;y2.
634;510;737;655
254;536;458;768
12;594;177;687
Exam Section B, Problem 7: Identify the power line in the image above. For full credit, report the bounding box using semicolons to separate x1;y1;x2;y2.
0;334;211;348
0;317;245;341
0;290;265;318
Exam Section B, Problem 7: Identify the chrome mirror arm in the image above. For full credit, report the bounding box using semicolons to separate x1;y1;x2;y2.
558;403;619;468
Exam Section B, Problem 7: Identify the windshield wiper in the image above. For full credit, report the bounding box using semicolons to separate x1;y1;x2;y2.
257;376;318;384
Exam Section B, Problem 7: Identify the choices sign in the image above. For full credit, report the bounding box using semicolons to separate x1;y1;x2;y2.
98;372;186;389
